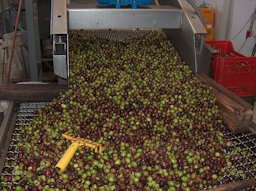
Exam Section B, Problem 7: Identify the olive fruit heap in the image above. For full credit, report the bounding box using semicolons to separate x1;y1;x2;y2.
5;31;237;191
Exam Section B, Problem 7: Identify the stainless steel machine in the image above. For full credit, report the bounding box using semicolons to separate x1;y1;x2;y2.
51;0;209;80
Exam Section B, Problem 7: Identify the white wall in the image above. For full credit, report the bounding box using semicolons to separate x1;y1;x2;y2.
194;0;225;40
229;0;256;56
194;0;256;56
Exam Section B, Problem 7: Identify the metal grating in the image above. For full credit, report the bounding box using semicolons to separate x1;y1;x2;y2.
217;132;256;191
0;102;47;190
0;102;256;190
70;30;159;42
69;0;157;6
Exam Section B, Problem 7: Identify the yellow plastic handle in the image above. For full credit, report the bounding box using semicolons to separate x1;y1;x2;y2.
56;141;80;172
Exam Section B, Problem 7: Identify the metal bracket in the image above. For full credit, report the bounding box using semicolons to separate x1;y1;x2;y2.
51;0;69;79
53;34;69;79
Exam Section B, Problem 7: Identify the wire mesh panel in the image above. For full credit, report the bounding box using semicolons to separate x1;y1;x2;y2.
217;132;256;190
0;102;256;190
0;102;47;190
70;30;158;42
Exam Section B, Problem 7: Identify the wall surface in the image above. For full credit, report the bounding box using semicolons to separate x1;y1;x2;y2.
194;0;225;39
229;0;256;56
194;0;256;56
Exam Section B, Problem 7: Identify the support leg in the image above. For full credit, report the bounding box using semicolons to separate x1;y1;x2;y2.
24;0;42;81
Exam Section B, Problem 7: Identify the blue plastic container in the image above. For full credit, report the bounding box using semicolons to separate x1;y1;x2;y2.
98;0;152;8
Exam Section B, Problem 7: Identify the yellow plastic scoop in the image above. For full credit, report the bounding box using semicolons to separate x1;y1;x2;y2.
56;133;105;172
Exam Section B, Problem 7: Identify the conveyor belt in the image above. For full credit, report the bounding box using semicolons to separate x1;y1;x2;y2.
0;102;255;190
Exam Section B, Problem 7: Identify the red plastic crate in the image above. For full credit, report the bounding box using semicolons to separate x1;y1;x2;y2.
205;40;256;97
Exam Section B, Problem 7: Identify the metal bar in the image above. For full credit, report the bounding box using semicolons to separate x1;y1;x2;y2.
1;48;6;83
68;6;183;29
24;0;42;81
0;102;16;175
51;0;68;80
51;0;68;35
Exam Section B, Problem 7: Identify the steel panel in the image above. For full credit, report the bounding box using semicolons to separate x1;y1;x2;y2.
68;6;183;29
51;0;68;34
164;14;198;73
53;55;68;79
178;0;206;34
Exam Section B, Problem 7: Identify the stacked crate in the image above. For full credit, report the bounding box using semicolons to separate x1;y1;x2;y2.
205;40;256;97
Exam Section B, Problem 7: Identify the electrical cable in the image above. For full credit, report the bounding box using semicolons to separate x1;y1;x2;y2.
248;8;256;56
230;13;254;40
238;38;248;53
252;42;256;56
249;8;256;37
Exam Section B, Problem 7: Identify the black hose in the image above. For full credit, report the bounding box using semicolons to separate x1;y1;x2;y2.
252;42;256;56
249;8;256;35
